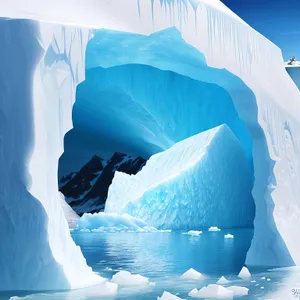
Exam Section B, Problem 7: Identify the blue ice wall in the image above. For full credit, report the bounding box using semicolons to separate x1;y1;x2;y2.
60;28;254;180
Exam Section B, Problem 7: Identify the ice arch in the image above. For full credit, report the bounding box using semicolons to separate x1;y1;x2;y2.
1;0;300;292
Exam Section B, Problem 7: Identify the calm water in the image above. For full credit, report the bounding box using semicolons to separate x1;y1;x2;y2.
2;229;300;300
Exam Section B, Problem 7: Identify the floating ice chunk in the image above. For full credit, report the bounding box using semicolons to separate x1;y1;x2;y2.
238;266;251;280
157;291;183;300
209;226;221;232
180;268;203;280
255;284;260;286
85;282;118;297
105;125;254;230
183;230;202;236
227;286;249;297
224;234;234;239
261;286;265;289
217;276;230;284
260;276;266;280
267;278;271;281
189;284;233;299
111;271;151;287
105;267;113;271
251;280;256;283
76;212;148;231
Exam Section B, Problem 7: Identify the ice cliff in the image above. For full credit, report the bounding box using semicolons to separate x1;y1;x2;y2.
286;65;300;90
1;0;300;292
105;125;255;229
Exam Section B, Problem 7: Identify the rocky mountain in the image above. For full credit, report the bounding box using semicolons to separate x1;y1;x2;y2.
59;152;146;215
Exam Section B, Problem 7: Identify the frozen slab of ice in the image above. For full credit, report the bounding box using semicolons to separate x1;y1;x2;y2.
180;268;203;281
189;284;233;299
227;286;249;297
238;267;251;280
111;271;151;287
105;125;254;230
158;291;183;300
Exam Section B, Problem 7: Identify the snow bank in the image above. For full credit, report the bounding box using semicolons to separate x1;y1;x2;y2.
238;267;251;280
180;268;203;280
158;291;182;300
111;271;152;287
106;125;254;230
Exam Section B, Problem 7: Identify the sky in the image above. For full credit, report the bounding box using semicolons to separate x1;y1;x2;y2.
221;0;300;61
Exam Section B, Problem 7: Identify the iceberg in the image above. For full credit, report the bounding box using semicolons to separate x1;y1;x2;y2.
238;267;251;280
105;125;255;230
180;268;203;281
158;291;183;300
209;226;222;232
1;0;300;292
111;271;151;287
217;276;230;285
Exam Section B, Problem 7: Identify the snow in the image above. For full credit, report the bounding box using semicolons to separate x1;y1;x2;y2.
105;125;254;230
111;271;151;287
180;268;203;280
224;234;234;239
182;230;203;236
217;276;230;284
238;267;251;280
188;284;233;299
209;226;221;232
1;0;300;291
157;291;183;300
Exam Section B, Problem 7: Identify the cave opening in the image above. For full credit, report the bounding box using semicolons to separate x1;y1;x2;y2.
58;27;257;273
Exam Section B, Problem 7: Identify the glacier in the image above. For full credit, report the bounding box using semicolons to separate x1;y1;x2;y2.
105;125;255;230
1;0;300;292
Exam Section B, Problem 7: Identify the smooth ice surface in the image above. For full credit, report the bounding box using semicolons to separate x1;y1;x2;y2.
286;66;300;90
158;291;182;300
105;125;254;230
180;269;203;281
238;267;251;280
111;271;151;287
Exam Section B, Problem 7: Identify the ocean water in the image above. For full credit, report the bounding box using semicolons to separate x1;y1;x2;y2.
2;229;300;300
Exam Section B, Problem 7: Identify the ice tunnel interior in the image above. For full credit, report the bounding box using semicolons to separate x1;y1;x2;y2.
58;27;257;232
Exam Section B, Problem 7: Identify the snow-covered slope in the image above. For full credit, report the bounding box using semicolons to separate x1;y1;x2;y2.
1;0;300;291
105;125;255;229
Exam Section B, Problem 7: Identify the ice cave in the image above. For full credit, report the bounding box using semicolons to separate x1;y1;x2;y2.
1;0;300;298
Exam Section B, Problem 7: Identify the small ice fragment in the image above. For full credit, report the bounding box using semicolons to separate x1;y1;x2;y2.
267;278;271;281
208;226;221;231
255;284;260;286
261;286;265;289
188;284;233;299
111;271;150;286
227;286;249;297
217;276;230;284
251;280;256;283
180;268;203;280
157;291;182;300
224;234;234;239
182;230;202;236
238;266;251;280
